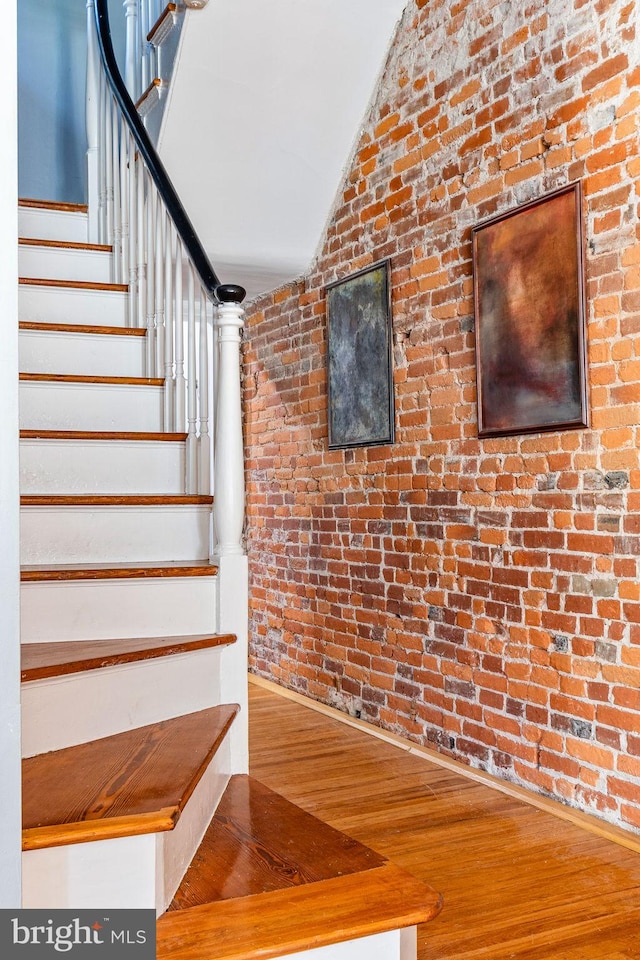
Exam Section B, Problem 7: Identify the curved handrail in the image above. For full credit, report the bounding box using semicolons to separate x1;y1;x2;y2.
93;0;244;304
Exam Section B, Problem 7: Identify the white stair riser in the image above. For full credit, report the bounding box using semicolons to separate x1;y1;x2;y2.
19;381;163;431
21;576;218;642
159;738;232;914
21;647;227;756
19;329;146;377
21;504;211;564
19;206;88;244
19;244;112;283
281;929;416;960
22;742;232;913
20;438;186;495
20;284;127;326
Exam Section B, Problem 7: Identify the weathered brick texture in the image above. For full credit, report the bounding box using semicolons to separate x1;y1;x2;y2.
243;0;640;830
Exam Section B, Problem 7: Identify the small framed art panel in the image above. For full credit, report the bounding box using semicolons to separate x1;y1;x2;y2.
326;259;394;450
472;181;588;438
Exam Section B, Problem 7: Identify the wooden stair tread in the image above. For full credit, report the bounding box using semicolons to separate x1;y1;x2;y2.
20;373;163;386
19;198;88;213
20;429;187;441
158;863;442;960
19;238;111;252
148;3;178;42
21;560;217;582
169;774;385;908
20;321;146;337
21;634;236;683
22;704;239;850
21;494;213;506
136;78;165;109
157;775;442;960
20;277;127;292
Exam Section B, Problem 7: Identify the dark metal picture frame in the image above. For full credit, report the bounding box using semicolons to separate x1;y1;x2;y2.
326;259;394;450
472;181;589;438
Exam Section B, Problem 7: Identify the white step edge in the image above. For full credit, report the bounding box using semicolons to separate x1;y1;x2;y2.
22;735;233;914
19;243;113;284
19;328;146;378
19;282;128;326
19;205;88;244
19;380;164;431
19;436;186;495
274;928;417;960
20;575;218;642
21;645;226;756
20;503;211;564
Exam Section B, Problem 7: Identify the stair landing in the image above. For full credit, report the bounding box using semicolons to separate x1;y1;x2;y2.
157;775;442;960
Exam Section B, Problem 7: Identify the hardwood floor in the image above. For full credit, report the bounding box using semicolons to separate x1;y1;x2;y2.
248;680;640;960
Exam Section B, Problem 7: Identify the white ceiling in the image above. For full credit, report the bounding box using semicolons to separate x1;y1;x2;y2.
158;0;409;301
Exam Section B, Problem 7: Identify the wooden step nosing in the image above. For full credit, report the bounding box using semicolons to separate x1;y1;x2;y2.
19;321;146;338
157;862;442;960
19;199;88;213
19;238;112;253
20;430;187;442
21;634;236;684
21;562;218;582
19;373;163;387
20;495;213;506
22;809;178;851
19;277;127;293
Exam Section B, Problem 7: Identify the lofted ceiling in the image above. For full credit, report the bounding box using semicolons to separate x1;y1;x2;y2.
157;0;410;301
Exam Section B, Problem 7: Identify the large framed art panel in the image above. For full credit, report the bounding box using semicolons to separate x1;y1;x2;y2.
472;182;588;438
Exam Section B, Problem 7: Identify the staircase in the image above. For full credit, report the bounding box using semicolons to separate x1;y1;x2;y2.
17;200;441;956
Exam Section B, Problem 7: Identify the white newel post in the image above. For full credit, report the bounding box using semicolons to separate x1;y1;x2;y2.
213;284;248;774
213;285;246;559
85;0;100;242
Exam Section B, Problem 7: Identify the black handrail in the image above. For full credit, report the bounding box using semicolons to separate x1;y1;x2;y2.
93;0;245;304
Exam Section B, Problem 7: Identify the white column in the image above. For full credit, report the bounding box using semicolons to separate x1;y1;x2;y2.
85;0;100;242
212;285;246;559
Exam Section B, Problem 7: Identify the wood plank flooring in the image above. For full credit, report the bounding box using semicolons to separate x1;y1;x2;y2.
248;681;640;960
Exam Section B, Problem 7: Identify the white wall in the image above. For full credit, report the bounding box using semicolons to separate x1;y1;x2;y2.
159;0;409;300
18;0;87;202
0;0;22;910
18;0;126;204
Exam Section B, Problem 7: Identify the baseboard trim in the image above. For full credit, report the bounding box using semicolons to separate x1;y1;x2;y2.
248;673;640;855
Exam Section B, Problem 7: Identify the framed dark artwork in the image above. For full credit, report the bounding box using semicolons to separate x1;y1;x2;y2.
326;259;394;450
472;181;588;438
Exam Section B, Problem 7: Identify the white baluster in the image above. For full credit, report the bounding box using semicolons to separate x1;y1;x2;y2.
146;175;156;376
97;70;107;244
86;0;100;242
136;156;147;335
213;285;246;557
163;214;175;430
119;123;130;291
174;241;186;432
127;132;138;327
104;94;114;246
154;192;165;380
186;265;198;493
198;288;211;495
140;0;150;96
123;0;139;100
111;105;122;283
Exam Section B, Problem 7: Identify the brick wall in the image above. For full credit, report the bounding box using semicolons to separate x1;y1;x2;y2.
243;0;640;830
